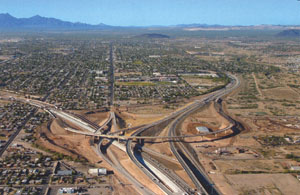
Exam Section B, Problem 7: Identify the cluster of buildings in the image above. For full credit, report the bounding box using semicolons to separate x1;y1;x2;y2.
88;168;107;176
115;72;197;103
1;39;111;110
0;146;54;186
0;186;43;195
0;102;35;140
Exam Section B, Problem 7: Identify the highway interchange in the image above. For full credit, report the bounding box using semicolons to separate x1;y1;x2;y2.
47;62;239;194
1;44;242;195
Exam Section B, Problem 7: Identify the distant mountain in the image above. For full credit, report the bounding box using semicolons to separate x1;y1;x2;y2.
0;13;111;30
277;29;300;37
0;13;17;26
174;23;224;28
135;33;170;39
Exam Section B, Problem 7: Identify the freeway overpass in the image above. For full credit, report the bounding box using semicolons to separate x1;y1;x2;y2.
64;123;233;140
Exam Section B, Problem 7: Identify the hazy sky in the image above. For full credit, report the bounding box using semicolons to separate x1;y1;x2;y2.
1;0;300;26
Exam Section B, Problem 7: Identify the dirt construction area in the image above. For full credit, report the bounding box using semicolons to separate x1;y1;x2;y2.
36;118;139;194
36;119;97;161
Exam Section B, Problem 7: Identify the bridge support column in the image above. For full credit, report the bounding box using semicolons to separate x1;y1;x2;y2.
93;136;99;144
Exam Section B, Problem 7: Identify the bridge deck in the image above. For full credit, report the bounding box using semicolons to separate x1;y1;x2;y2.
65;124;233;140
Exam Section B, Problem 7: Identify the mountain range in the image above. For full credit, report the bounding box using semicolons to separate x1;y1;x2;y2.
0;13;111;30
1;13;300;31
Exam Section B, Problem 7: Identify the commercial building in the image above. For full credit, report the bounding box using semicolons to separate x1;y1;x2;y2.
88;168;107;176
196;126;210;133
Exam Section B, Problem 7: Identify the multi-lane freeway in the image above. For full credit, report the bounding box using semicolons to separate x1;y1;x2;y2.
96;138;154;195
126;124;189;195
127;73;240;195
168;74;240;195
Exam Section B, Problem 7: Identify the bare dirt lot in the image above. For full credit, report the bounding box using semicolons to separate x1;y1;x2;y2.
226;173;300;195
214;159;286;174
262;87;300;101
117;110;165;132
183;103;230;133
36;119;104;164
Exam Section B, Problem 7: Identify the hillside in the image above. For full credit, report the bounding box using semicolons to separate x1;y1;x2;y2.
277;29;300;37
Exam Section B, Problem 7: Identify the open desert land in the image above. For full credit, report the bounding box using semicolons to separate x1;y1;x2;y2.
182;71;300;194
226;174;300;195
225;72;300;117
